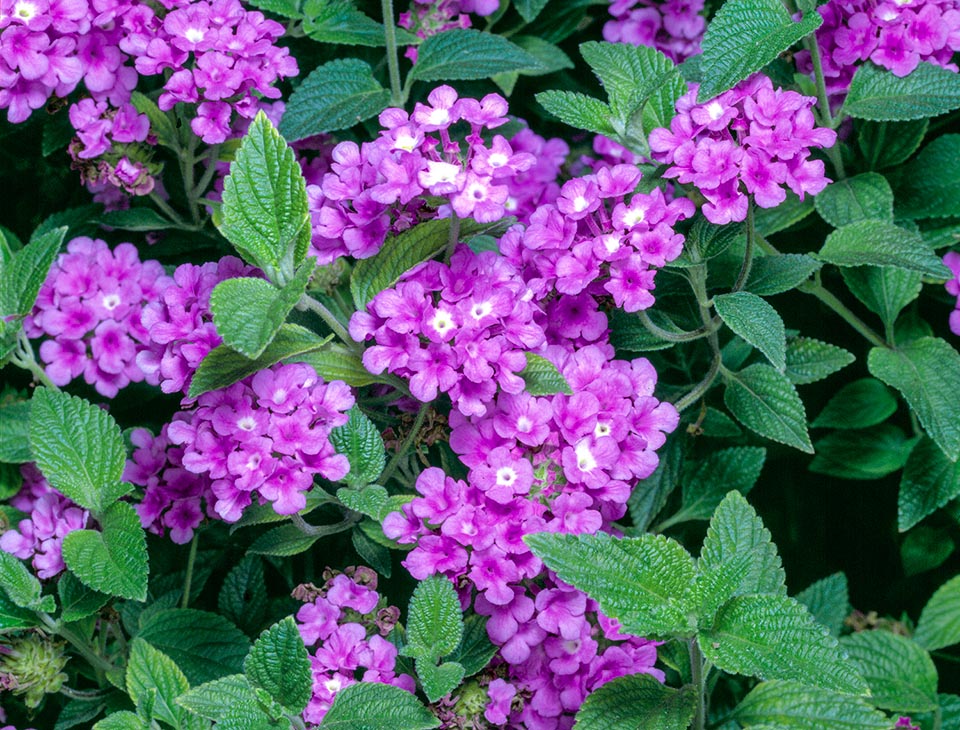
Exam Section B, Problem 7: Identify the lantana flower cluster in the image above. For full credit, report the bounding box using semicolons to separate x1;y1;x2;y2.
649;74;837;224
943;251;960;336
25;236;173;397
603;0;706;63
294;567;414;725
399;0;497;63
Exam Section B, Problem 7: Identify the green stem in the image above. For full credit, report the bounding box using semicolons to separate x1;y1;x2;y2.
689;639;707;730
445;213;462;264
60;685;110;700
11;330;57;389
40;614;115;676
381;0;404;107
191;145;221;201
380;403;429;485
148;192;190;229
638;311;719;343
290;513;359;537
799;277;887;348
674;354;721;413
298;293;357;350
732;201;755;292
803;35;847;178
180;533;199;609
180;136;201;225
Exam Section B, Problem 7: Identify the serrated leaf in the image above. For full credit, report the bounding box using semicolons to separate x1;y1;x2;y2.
574;672;696;730
0;550;41;608
62;502;148;601
178;674;275;729
445;614;496;677
218;556;268;633
628;434;683;532
138;609;250;686
55;699;106;730
0;399;30;463
894;134;960;220
815;173;894;228
92;711;147;730
795;573;849;638
127;639;191;729
520;352;572;395
868;337;960;461
818;220;949;277
697;0;822;100
915;575;960;651
812;378;898;429
245;617;312;713
337;485;389;519
513;0;549;22
404;576;463;663
732;679;891;729
297;345;383;387
701;594;867;693
279;59;390;142
330;407;385;487
672;217;745;267
0;225;65;318
745;254;820;296
58;571;109;622
319;682;440;729
841;266;922;330
900;436;960;532
245;0;301;19
525;532;697;638
535;90;617;138
667;447;766;526
843;61;960;121
513;35;573;77
220;112;311;275
714;292;786;370
810;424;915;480
784;337;854;384
857;119;928;171
724;364;813;453
841;630;937;713
29;388;128;513
410;29;544;82
302;0;413;46
416;658;465;703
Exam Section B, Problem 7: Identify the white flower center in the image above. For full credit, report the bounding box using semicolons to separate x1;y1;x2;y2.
184;26;205;43
101;293;122;311
237;416;257;432
427;108;449;127
622;206;646;227
393;130;418;152
429;309;456;336
421;161;459;187
575;440;596;471
706;100;724;121
470;301;492;320
516;416;532;432
487;152;509;168
504;196;518;212
594;422;611;438
495;466;517;487
324;677;343;694
572;195;589;212
13;0;37;20
602;234;621;254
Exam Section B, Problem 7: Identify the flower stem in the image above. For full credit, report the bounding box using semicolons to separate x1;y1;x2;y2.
181;533;199;609
638;311;719;343
732;200;755;292
40;614;115;676
445;213;462;264
689;639;707;730
298;293;357;350
11;330;57;390
803;35;847;178
799;276;887;348
380;402;429;485
674;354;721;413
381;0;404;107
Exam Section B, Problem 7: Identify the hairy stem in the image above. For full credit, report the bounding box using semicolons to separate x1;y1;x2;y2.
732;200;755;292
799;277;887;348
689;639;707;730
298;293;357;350
638;311;720;343
381;0;404;107
290;512;358;537
40;614;115;676
181;533;199;609
674;354;721;413
11;330;57;389
803;35;847;178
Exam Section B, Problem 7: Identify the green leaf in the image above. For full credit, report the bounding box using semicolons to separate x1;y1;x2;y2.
416;659;465;703
245;617;312;714
701;594;868;694
219;111;311;275
245;0;301;19
784;337;855;384
410;29;543;82
297;344;384;387
811;424;915;480
126;639;191;729
58;571;109;623
574;672;696;730
724;364;813;453
189;323;332;398
319;682;440;729
29;388;128;513
0;399;30;463
138;609;250;686
535;91;617;138
178;674;276;729
93;711;147;730
714;292;786;370
672;217;745;266
279;59;390;142
628;434;683;532
894;134;960;220
303;0;414;46
525;531;697;638
248;524;323;557
697;0;822;100
841;630;937;713
0;225;65;317
812;378;898;429
815;173;894;227
55;699;106;730
915;575;960;651
404;576;463;662
754;191;816;236
512;35;574;76
731;680;891;729
218;556;268;634
513;0;549;22
131;91;180;151
841;267;922;330
745;254;820;296
99;208;181;232
352;525;392;578
902;525;954;576
818;220;949;277
337;485;389;520
900;436;960;532
857;119;928;171
668;447;766;525
211;260;314;359
941;694;960;730
445;614;496;678
843;61;960;121
868;337;960;460
330;406;386;487
62;502;148;601
520;352;573;395
795;572;849;638
0;550;42;609
0;587;38;631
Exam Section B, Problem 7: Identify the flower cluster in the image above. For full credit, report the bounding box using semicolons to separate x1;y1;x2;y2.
0;465;88;579
294;567;413;725
159;363;353;522
25;236;173;398
399;0;498;63
943;251;960;336
603;0;706;63
649;74;837;224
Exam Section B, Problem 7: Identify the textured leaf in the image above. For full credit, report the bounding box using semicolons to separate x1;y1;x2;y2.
724;364;813;452
795;572;849;637
525;532;697;637
745;254;821;296
915;575;960;651
54;699;106;730
701;594;868;693
512;35;574;76
732;680;891;729
535;90;616;138
668;447;766;525
280;59;390;141
405;575;464;662
714;292;786;370
812;378;898;429
138;609;250;686
330;406;386;487
410;29;544;82
416;659;465;702
940;693;960;730
894;134;960;220
303;0;418;46
218;556;268;634
815;173;894;228
319;682;440;729
513;0;549;22
445;614;496;677
29;388;127;513
245;617;312;713
297;345;384;387
574;672;696;730
220;112;311;274
841;267;922;330
58;572;109;622
92;712;147;730
337;485;389;520
754;192;816;236
0;399;30;463
0;587;38;631
784;337;855;384
672;217;744;266
520;352;572;395
0;551;42;608
0;225;65;317
126;639;191;729
899;436;960;532
178;674;274;729
245;0;300;19
841;630;937;713
698;0;822;100
130;92;180;151
818;220;949;277
843;61;960;121
857;119;928;171
248;524;324;556
99;208;181;231
868;337;960;460
62;502;148;601
352;526;392;578
810;424;915;480
902;525;955;576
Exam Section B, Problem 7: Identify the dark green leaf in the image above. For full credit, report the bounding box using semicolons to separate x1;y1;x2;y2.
915;575;960;651
672;217;744;266
99;208;180;231
714;291;786;370
445;615;496;677
0;587;38;631
900;436;960;532
58;572;109;622
784;337;855;384
574;672;696;730
303;0;414;45
218;556;268;633
815;173;894;227
404;576;463;662
245;617;313;713
54;699;106;730
818;220;949;277
841;266;922;330
795;572;849;637
724;364;813;452
857;119;928;171
812;378;898;430
410;29;544;82
668;447;766;526
131;92;180;151
0;399;29;463
330;406;386;487
894;134;960;220
902;525;954;576
628;434;683;532
745;254;821;296
512;36;573;76
843;62;960;121
810;424;915;480
841;630;938;713
513;0;549;22
319;682;440;729
754;191;816;236
732;680;891;729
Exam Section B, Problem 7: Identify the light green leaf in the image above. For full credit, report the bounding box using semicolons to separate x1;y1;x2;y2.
62;502;148;601
513;0;549;22
810;424;915;480
857;119;928;171
841;267;922;330
714;292;786;370
812;378;898;429
411;28;543;82
815;173;894;227
745;254;821;296
732;680;891;729
416;659;465;703
218;556;268;634
297;344;385;387
724;364;813;453
337;485;389;520
245;617;312;713
843;61;960;121
868;337;960;460
535;91;617;138
818;220;949;277
525;531;697;638
0;225;65;318
795;572;849;638
279;59;390;141
574;672;696;730
245;0;301;19
58;572;109;622
520;352;573;396
0;399;30;463
784;337;855;384
445;614;496;678
177;674;274;729
404;575;464;662
894;134;960;220
219;112;311;275
701;594;868;694
900;436;960;532
126;639;191;729
668;447;766;526
841;630;937;713
697;0;822;100
319;682;440;729
330;406;385;487
915;575;960;651
0;551;42;608
92;711;147;730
